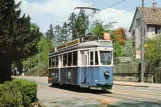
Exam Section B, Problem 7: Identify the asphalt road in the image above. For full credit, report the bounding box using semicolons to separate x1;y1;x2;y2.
15;76;161;107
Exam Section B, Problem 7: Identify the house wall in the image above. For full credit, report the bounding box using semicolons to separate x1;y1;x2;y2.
147;26;156;38
131;10;147;49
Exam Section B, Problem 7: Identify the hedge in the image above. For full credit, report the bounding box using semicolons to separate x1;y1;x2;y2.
0;79;37;107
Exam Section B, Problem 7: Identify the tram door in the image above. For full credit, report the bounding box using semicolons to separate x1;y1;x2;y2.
81;51;89;87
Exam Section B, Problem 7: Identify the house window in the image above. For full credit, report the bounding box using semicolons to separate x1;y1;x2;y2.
132;30;135;40
136;18;141;26
155;27;161;34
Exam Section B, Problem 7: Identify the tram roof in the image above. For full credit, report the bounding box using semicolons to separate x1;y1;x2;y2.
49;39;113;56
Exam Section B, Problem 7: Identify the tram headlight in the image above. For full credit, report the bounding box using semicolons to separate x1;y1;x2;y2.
52;73;54;76
104;70;109;76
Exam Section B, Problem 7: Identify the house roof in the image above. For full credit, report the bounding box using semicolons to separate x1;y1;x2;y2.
129;7;161;32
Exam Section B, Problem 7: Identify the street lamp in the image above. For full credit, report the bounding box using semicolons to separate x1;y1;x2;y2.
38;46;40;77
141;0;145;82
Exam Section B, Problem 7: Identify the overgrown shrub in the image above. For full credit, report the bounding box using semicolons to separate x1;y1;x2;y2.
0;79;37;107
154;67;161;83
0;82;22;107
12;79;37;106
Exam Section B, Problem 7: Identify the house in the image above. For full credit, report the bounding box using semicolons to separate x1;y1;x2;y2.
129;2;161;58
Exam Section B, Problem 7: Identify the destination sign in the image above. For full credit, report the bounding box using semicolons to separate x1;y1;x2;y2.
99;40;112;46
67;39;80;47
56;39;80;50
57;44;66;50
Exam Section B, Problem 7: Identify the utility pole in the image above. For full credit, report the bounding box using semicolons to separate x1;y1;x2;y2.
38;46;40;77
141;0;144;82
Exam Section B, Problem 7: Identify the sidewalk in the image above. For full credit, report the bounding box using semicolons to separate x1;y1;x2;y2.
114;81;161;88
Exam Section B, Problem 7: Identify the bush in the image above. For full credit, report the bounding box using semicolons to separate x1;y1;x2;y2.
12;79;37;106
154;67;161;83
0;79;37;107
0;82;23;107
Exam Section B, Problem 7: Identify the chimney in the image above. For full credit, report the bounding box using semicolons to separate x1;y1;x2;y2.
153;2;157;9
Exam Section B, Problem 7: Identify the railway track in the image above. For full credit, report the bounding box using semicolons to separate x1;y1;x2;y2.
15;76;161;107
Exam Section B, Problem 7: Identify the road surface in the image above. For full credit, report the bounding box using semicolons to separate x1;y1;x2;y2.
15;76;161;107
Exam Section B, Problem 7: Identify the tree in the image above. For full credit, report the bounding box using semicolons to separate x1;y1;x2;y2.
0;0;41;82
68;10;89;40
23;35;52;69
90;20;117;38
90;20;104;37
68;12;77;39
46;24;54;45
59;22;70;43
113;28;126;45
53;24;62;46
37;36;52;64
145;36;161;66
113;40;125;57
124;39;134;57
89;20;125;57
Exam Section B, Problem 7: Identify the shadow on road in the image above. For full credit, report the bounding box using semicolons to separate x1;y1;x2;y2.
49;83;112;94
110;102;161;107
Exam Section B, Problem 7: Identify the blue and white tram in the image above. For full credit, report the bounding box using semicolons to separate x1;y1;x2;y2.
48;38;113;90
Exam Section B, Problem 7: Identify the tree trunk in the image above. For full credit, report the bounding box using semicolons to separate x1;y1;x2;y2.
0;57;12;83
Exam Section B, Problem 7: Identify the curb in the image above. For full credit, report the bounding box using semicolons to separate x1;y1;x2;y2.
114;83;149;87
114;82;161;88
38;101;46;107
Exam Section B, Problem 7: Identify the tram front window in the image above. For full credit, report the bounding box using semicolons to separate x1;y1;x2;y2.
100;51;112;65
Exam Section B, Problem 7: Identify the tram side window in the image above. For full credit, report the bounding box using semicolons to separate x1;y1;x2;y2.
73;51;77;65
49;58;52;67
63;54;67;66
52;57;55;67
60;55;63;67
95;51;98;65
68;53;72;66
90;51;94;65
55;56;58;67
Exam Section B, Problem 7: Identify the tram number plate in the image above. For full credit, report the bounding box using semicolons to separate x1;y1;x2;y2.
100;41;112;46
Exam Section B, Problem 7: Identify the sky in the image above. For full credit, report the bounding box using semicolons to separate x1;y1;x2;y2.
15;0;161;33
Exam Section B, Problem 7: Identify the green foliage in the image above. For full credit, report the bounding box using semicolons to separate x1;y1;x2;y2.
46;24;54;40
124;39;134;57
113;41;125;57
23;36;52;69
0;0;41;60
0;79;37;107
0;82;22;107
12;79;37;106
0;0;41;81
68;10;89;40
154;67;161;83
38;36;52;64
145;35;161;65
90;19;125;57
90;20;117;38
90;20;104;37
89;20;125;57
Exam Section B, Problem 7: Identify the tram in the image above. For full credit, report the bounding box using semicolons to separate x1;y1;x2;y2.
48;36;113;90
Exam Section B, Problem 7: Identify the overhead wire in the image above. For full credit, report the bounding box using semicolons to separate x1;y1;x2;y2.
105;0;155;21
101;0;127;12
93;0;127;21
72;0;155;37
90;0;103;7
